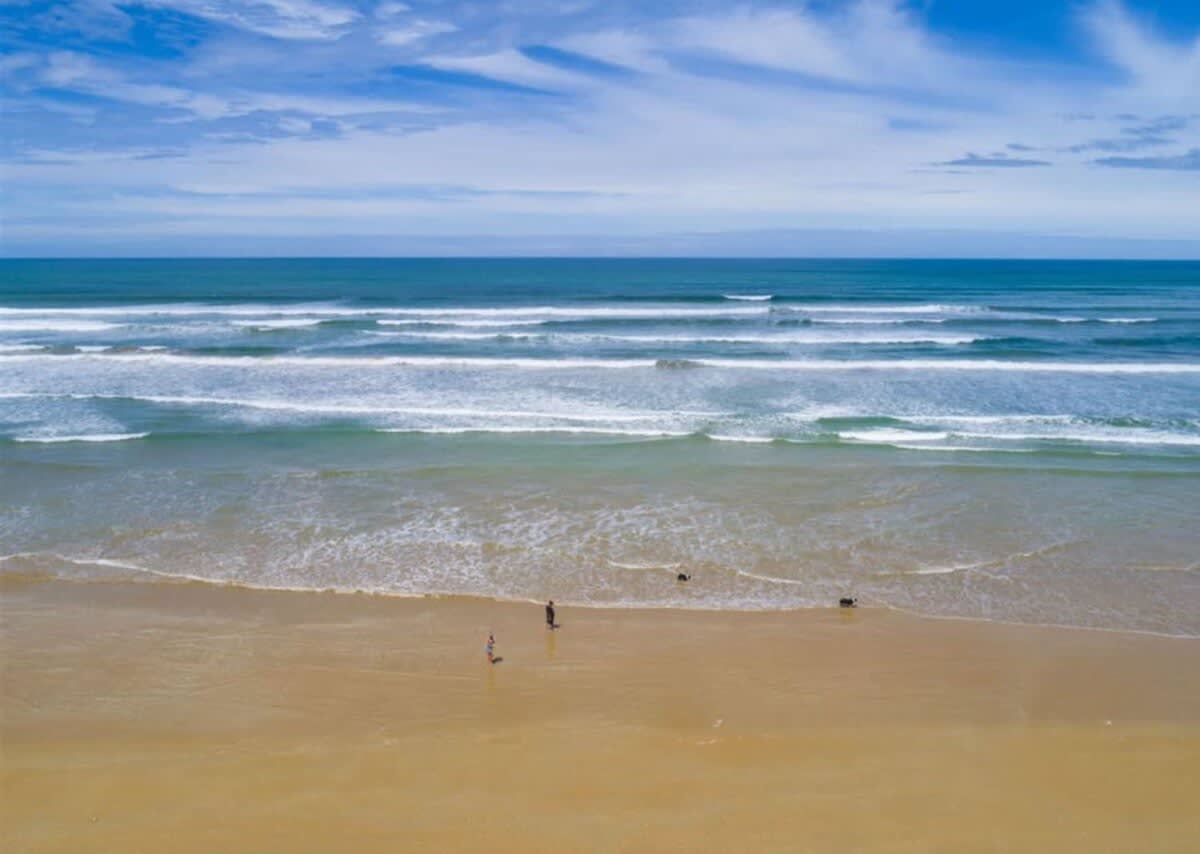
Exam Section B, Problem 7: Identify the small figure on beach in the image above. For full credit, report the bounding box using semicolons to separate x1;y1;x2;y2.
485;632;496;663
677;572;692;582
545;600;557;629
839;597;857;608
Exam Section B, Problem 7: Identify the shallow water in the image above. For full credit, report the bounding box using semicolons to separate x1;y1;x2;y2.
2;259;1198;633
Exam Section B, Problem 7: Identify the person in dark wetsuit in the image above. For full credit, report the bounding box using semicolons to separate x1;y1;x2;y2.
545;600;556;629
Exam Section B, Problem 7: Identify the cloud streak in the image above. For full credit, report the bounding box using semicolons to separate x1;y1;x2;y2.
933;153;1052;168
1095;148;1200;170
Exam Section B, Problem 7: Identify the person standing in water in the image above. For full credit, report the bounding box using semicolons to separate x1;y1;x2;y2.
485;632;496;663
545;600;557;629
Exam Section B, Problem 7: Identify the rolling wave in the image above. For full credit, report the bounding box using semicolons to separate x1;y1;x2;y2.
230;318;323;330
3;350;1198;373
12;432;149;443
0;319;120;332
370;330;987;345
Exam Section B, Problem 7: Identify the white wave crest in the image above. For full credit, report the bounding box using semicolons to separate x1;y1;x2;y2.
840;430;950;443
231;318;322;329
707;434;776;443
0;319;118;332
378;426;689;438
11;432;149;443
376;318;547;328
952;429;1200;447
5;352;1199;373
373;329;984;345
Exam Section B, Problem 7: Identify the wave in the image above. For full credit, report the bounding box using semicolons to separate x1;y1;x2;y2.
0;303;1171;331
1053;317;1159;324
0;552;216;585
378;426;691;439
7;422;1190;453
874;564;982;577
231;318;322;330
950;429;1200;447
839;429;950;443
706;434;776;444
376;318;547;328
371;305;772;320
4;391;1196;451
804;317;947;325
771;303;984;315
0;391;699;422
374;330;986;345
723;294;773;301
2;303;771;321
4;351;1199;373
11;432;149;443
0;319;118;332
734;570;808;586
0;302;367;318
608;560;682;570
0;391;733;424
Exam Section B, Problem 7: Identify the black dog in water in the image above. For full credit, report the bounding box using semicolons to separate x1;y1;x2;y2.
677;572;692;582
839;597;858;608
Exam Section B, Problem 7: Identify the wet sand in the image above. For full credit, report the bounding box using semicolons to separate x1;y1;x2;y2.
3;578;1198;852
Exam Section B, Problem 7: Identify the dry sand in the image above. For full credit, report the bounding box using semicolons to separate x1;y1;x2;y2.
3;577;1198;852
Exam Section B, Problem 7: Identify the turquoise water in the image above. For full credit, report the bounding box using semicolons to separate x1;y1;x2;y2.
2;259;1198;633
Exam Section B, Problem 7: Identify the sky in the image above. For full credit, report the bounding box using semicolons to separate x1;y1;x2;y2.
2;0;1200;257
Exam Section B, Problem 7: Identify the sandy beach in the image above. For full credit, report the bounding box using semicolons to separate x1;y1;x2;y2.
2;576;1198;852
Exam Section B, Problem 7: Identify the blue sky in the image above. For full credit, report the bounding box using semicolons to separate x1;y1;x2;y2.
2;0;1199;256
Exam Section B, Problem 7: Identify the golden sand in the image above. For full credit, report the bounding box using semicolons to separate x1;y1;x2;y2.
3;578;1198;852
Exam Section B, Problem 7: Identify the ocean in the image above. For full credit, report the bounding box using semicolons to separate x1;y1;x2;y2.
1;258;1197;635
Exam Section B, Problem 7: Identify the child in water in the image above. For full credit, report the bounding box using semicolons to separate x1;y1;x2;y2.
485;633;495;663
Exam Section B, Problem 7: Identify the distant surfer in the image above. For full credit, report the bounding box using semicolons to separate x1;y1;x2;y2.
839;597;857;608
545;600;557;629
677;572;692;582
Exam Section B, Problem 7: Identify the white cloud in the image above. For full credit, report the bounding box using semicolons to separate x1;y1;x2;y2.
0;51;41;77
673;7;856;82
378;20;457;46
369;0;456;46
1084;0;1200;102
35;52;442;122
43;51;232;118
425;48;591;89
143;0;359;41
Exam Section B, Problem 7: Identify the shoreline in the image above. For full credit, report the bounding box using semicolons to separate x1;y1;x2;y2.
3;566;1198;641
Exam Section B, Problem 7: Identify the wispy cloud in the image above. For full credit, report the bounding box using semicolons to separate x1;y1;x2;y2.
143;0;360;41
933;152;1052;168
1083;0;1200;100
